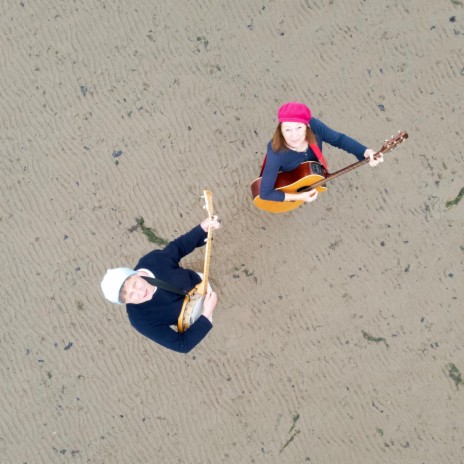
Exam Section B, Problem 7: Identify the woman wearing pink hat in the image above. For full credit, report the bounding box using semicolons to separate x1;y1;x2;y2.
259;102;382;203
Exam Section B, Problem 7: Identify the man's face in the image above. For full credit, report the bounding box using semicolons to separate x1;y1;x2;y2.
121;273;155;304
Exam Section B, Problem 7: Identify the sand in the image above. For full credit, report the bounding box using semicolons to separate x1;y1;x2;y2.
1;0;463;463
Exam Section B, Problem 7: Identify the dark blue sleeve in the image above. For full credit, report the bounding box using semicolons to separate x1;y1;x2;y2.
259;142;286;202
311;118;367;161
160;225;207;263
130;314;213;354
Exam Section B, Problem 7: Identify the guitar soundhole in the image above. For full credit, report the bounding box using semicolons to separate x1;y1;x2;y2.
312;164;325;175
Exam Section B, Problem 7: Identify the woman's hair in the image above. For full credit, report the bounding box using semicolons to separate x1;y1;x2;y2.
271;123;316;152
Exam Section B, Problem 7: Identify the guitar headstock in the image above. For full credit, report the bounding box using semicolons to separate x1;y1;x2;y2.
380;130;409;154
201;190;214;218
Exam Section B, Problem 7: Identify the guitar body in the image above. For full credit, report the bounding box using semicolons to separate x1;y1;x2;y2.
251;162;328;213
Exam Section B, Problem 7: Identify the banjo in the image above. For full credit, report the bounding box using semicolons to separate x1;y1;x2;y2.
177;190;214;333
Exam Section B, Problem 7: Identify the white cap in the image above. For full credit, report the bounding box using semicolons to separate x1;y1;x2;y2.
101;268;137;304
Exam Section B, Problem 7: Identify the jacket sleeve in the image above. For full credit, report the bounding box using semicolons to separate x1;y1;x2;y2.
161;225;207;263
259;144;286;202
311;118;367;161
130;315;213;354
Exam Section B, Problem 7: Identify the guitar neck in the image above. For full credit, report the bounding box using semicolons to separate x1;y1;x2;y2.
302;131;408;192
305;156;371;191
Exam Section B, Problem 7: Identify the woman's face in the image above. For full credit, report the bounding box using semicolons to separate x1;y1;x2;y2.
281;122;307;151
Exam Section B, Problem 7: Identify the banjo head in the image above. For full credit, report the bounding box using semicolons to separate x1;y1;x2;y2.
187;292;205;325
178;279;212;332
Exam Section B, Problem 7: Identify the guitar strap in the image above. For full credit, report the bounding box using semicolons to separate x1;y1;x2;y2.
259;141;329;176
309;143;328;170
141;276;190;297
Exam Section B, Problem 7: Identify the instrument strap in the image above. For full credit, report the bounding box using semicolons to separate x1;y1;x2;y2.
141;276;190;297
309;143;328;170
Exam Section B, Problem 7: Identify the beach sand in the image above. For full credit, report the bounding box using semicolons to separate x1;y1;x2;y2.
1;1;463;462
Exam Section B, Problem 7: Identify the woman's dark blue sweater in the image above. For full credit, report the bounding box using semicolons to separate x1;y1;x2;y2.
260;118;367;201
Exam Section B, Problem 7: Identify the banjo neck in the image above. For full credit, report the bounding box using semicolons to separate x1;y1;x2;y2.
197;223;213;294
177;190;214;333
196;190;214;295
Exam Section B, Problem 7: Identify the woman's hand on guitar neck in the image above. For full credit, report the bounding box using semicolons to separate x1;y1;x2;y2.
284;189;318;203
202;291;217;322
364;148;384;167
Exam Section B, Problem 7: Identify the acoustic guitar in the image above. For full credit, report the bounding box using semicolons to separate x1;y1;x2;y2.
177;190;214;333
251;131;408;213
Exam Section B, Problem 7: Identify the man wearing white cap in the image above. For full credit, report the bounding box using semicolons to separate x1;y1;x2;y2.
101;215;221;353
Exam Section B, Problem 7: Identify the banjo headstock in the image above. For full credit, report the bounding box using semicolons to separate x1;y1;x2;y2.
201;190;214;218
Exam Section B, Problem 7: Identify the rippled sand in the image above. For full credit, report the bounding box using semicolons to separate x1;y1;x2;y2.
1;1;463;462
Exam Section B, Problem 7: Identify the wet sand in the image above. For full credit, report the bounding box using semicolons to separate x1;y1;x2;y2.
1;1;463;462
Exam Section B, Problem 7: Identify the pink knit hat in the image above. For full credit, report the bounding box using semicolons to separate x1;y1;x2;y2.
277;102;312;125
